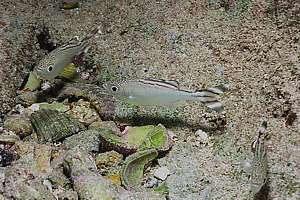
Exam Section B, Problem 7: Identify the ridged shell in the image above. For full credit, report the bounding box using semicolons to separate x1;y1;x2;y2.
30;109;86;143
121;149;158;189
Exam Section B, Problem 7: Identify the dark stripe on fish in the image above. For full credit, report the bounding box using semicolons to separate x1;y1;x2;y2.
138;79;179;90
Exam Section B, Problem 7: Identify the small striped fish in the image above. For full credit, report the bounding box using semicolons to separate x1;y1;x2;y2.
33;27;100;80
103;78;228;111
249;121;268;197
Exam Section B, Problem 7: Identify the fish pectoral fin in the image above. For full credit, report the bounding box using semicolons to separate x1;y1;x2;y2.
58;63;79;81
23;72;42;91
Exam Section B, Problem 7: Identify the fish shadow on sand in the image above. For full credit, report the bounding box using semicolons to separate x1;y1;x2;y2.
253;182;270;200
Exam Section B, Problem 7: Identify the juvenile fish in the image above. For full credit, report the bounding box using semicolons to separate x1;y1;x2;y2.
249;121;268;197
32;27;100;80
103;78;228;112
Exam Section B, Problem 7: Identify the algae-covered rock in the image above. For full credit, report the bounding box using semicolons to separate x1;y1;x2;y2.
3;143;55;199
16;91;40;106
12;140;35;157
64;129;108;152
4;166;55;200
67;99;101;126
99;129;136;155
4;115;32;138
0;167;5;193
63;147;124;200
96;150;123;185
48;169;72;189
121;149;158;189
99;124;173;155
96;151;123;174
56;189;79;200
0;131;20;144
63;147;164;199
34;144;52;175
30;109;86;142
89;120;121;135
35;102;70;112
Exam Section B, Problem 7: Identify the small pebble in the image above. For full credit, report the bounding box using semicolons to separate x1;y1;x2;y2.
28;103;40;112
41;82;51;90
80;72;90;80
154;166;170;181
195;129;209;144
144;176;158;188
14;104;25;114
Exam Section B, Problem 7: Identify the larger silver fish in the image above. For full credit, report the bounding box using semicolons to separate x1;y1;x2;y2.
249;121;268;197
32;27;99;80
103;78;228;111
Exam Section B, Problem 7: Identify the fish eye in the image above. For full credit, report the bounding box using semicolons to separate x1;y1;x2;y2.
48;65;53;72
111;86;118;92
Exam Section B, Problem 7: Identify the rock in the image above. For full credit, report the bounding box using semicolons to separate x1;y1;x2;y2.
105;174;122;186
154;166;170;181
12;140;35;157
0;167;5;193
63;147;124;200
95;150;123;175
3;151;55;199
0;131;20;144
89;121;120;135
55;189;78;200
63;129;104;152
4;115;32;138
4;165;56;200
34;144;52;175
48;169;72;189
67;99;101;126
63;147;164;199
36;102;69;112
15;91;39;107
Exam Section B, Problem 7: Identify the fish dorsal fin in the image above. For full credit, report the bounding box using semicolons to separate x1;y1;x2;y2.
164;80;179;88
50;36;81;55
141;78;179;90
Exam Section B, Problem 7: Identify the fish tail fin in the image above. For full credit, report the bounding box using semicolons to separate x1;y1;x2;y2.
206;83;230;95
192;84;229;112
